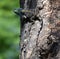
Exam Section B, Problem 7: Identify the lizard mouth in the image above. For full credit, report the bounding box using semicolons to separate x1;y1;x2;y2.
13;8;20;15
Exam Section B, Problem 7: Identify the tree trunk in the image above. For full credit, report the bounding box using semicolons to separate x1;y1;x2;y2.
20;0;60;59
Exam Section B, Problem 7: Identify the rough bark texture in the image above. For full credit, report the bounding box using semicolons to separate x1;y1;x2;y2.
20;0;60;59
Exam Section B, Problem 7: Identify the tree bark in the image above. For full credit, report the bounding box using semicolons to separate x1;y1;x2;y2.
20;0;60;59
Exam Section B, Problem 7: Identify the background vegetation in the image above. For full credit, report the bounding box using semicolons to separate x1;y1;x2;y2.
0;0;20;59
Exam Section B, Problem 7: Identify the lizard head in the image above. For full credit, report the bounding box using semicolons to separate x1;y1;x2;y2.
14;8;27;19
14;8;35;19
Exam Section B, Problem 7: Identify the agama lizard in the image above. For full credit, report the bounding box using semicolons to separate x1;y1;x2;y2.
14;7;42;22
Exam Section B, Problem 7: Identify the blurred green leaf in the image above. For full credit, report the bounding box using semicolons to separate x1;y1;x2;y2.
0;0;20;59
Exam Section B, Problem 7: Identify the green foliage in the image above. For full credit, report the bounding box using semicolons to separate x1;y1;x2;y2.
0;0;20;59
